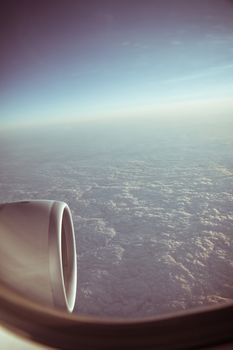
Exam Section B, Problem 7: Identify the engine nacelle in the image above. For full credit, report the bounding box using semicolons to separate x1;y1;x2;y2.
0;200;77;313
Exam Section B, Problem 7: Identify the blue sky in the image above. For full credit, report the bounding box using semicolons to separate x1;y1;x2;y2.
1;0;233;128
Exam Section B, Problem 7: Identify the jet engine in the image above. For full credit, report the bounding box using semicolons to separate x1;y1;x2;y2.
0;200;77;313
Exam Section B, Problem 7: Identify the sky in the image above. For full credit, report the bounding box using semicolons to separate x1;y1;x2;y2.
1;0;233;128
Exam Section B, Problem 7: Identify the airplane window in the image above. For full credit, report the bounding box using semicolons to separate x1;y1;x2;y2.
0;0;233;324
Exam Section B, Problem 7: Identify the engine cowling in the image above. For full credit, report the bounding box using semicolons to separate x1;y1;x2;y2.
0;200;77;313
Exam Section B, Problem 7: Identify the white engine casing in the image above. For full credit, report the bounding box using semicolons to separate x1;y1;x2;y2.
0;200;77;313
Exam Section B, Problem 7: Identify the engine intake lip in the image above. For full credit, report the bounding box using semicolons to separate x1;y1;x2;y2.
49;202;77;313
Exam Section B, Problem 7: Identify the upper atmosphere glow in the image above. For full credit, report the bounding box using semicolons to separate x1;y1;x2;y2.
1;0;233;128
